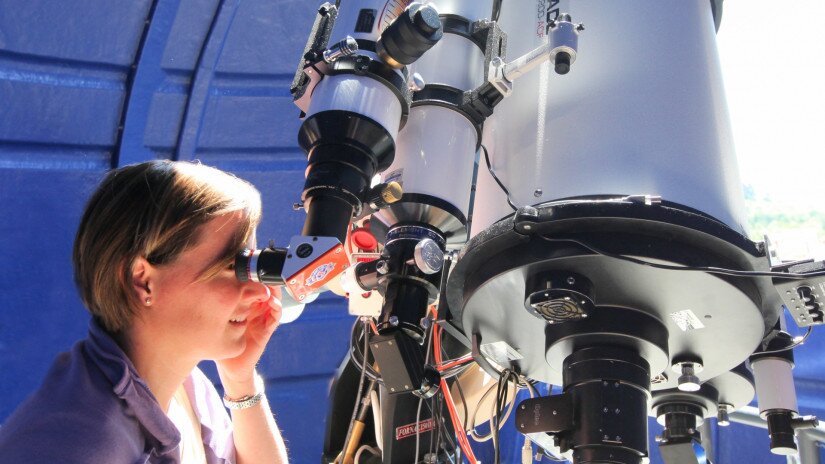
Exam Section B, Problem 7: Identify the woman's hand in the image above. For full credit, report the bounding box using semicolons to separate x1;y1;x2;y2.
216;285;282;394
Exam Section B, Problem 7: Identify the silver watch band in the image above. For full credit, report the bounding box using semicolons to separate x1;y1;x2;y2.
223;391;263;410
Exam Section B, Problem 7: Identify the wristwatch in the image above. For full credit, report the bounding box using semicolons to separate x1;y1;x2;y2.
223;373;265;410
223;392;263;410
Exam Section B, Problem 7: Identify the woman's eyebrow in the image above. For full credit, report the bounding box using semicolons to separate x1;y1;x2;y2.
199;237;239;276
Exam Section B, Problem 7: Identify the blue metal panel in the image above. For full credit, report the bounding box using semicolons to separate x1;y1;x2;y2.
0;0;150;422
2;0;825;462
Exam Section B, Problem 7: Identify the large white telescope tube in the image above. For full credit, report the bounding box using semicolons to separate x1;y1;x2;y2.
472;0;747;237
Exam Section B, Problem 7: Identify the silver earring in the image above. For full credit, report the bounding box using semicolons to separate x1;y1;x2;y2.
144;297;152;306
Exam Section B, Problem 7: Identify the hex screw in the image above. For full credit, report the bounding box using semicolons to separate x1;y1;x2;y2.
676;363;701;392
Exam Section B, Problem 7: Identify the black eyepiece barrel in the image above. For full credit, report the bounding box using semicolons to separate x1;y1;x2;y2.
235;247;288;285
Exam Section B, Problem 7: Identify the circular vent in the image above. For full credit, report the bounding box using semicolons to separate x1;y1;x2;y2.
525;289;593;323
532;297;586;322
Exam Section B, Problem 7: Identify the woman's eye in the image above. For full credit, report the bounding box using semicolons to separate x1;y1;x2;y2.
226;261;235;271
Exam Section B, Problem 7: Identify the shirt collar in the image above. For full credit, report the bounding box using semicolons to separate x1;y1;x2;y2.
84;318;182;457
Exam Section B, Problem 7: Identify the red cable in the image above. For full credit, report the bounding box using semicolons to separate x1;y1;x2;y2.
437;355;473;372
434;324;478;463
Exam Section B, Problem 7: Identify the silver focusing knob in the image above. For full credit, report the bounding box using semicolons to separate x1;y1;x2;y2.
413;238;444;274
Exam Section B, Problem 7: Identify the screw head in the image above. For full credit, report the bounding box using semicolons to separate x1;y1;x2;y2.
376;260;390;274
410;72;426;91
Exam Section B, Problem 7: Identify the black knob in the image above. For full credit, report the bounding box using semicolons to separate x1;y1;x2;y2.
555;51;571;75
413;5;440;35
376;3;443;68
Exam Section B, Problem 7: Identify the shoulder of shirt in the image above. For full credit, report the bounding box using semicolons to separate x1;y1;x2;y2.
0;340;145;462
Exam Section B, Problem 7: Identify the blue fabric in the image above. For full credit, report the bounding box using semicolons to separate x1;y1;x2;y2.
0;319;234;464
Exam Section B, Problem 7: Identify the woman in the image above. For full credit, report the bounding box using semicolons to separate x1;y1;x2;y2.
0;160;289;463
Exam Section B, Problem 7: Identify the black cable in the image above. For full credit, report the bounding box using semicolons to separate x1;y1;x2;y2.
493;369;519;464
481;144;518;211
491;0;503;22
453;373;470;432
540;236;825;280
341;319;370;462
415;320;436;463
350;321;384;385
430;395;440;459
425;398;460;463
757;326;813;355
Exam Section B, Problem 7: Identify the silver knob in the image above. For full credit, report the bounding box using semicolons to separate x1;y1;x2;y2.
413;238;444;274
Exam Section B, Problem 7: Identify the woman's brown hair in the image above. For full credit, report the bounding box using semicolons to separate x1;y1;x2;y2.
73;160;262;333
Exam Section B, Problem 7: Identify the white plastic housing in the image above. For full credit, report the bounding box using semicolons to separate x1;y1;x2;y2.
381;105;477;218
423;0;493;21
472;0;748;237
752;358;799;415
307;74;402;141
409;32;485;90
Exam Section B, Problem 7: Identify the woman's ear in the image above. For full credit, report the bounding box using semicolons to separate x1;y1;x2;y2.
131;257;155;306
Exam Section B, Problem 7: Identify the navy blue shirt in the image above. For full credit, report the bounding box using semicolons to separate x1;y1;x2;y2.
0;320;235;464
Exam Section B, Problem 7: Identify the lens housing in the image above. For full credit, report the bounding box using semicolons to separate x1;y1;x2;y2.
235;247;288;285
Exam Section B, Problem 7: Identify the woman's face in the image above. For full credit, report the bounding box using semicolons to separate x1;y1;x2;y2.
148;212;269;361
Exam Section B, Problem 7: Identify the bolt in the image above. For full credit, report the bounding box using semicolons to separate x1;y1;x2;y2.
534;189;543;197
520;423;525;429
603;407;608;413
390;387;395;392
677;363;701;392
615;409;621;414
404;385;410;389
299;294;305;300
523;224;532;230
603;435;609;441
409;72;426;91
566;277;576;285
420;317;431;329
616;436;621;441
389;316;399;326
552;410;557;415
718;404;731;427
289;279;297;285
521;404;526;410
376;260;390;274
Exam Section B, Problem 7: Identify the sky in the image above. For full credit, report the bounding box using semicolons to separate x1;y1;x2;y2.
716;0;825;211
